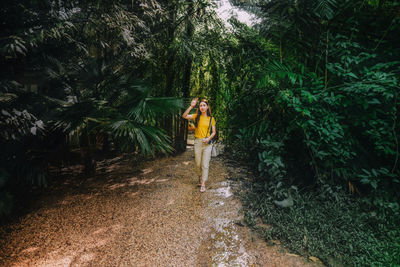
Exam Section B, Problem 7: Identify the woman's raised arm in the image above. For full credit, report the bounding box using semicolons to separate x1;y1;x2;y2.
182;98;198;120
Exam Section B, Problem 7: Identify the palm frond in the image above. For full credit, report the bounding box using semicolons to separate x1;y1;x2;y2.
115;83;184;122
265;60;303;86
313;0;337;20
127;96;184;121
110;119;173;155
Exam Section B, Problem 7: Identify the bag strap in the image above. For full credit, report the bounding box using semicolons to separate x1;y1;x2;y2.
207;117;212;138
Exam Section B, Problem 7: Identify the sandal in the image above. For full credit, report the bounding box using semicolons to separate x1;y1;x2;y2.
200;185;206;192
197;177;202;187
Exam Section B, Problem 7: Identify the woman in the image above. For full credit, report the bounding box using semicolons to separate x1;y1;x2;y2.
182;98;216;192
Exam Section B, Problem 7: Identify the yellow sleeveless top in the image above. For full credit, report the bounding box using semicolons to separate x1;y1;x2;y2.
191;114;216;139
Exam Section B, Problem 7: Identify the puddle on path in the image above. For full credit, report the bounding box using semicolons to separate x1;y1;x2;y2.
196;154;322;267
197;178;252;266
211;181;233;198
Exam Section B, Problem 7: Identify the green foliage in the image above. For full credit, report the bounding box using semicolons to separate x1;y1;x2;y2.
219;1;400;265
257;137;286;180
242;179;400;266
313;0;337;20
0;0;192;218
108;84;184;155
222;0;400;192
0;3;399;265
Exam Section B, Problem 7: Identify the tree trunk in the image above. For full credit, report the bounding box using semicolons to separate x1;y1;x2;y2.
79;129;96;175
182;0;194;98
165;2;178;96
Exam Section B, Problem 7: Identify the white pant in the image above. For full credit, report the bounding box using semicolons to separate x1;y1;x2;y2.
194;139;212;182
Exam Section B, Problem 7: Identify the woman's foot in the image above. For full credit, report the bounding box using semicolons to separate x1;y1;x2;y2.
197;176;202;187
200;184;206;192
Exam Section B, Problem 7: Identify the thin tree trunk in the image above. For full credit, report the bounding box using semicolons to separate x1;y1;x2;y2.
182;0;194;98
324;30;329;89
79;129;96;174
165;2;177;96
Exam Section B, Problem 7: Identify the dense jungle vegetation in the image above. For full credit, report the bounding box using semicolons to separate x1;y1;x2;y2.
1;0;399;265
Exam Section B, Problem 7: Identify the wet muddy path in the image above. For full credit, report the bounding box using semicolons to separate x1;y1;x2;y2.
0;143;322;266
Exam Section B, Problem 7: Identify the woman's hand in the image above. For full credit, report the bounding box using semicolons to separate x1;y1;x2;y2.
202;137;210;144
182;98;198;119
190;98;198;107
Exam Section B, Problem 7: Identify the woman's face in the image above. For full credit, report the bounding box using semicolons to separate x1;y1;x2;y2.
199;101;208;113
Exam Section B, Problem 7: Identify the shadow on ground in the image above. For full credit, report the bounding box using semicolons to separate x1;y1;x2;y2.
0;140;323;266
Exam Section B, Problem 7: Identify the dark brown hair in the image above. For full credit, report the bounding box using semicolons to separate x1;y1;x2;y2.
194;99;212;128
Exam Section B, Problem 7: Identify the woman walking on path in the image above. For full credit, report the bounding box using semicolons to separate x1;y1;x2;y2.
182;98;216;192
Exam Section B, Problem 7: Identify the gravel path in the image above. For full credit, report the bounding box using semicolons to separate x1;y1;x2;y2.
0;145;323;266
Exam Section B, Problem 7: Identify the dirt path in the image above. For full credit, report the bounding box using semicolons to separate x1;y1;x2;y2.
0;144;322;266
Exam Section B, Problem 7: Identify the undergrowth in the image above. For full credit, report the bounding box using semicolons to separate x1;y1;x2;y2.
240;178;400;266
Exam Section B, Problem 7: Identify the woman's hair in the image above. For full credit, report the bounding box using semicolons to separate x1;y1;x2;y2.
194;99;212;128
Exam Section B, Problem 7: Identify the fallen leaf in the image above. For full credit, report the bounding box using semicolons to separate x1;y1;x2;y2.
309;256;323;264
